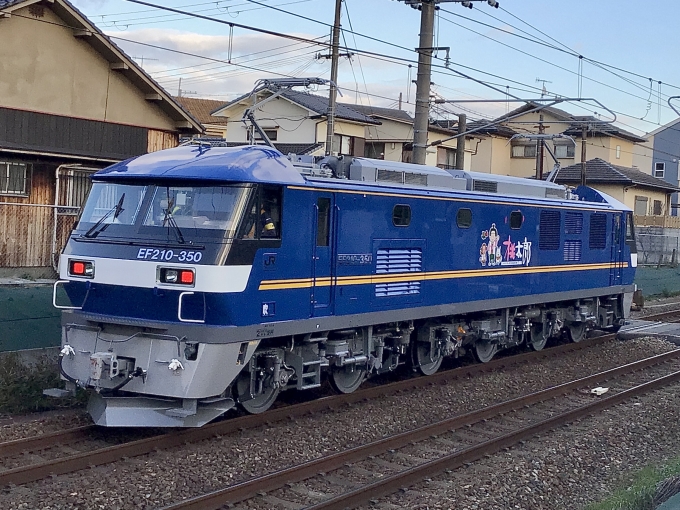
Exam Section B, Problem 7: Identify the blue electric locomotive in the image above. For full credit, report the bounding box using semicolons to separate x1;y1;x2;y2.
52;144;637;427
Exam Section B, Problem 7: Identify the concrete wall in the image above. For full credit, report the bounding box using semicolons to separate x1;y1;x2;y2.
0;6;176;131
0;284;61;352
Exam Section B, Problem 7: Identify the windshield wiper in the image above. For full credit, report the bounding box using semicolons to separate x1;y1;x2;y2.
82;193;125;239
162;197;185;244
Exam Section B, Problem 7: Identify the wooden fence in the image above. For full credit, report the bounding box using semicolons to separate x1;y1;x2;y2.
0;203;77;268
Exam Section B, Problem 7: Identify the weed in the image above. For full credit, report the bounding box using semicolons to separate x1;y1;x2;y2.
0;352;85;414
586;458;680;510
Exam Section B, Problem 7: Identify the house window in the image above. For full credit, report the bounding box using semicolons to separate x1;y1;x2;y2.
554;144;575;159
511;143;536;158
254;129;278;141
634;196;648;216
401;145;413;163
655;162;666;178
616;145;621;159
436;147;456;169
0;162;30;196
653;200;663;215
332;134;354;155
365;142;385;160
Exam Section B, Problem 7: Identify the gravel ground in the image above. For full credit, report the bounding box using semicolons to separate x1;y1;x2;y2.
632;295;680;319
0;409;90;443
0;336;676;510
371;384;680;510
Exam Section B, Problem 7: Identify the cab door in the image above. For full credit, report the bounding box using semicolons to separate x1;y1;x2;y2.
311;195;335;317
610;213;624;285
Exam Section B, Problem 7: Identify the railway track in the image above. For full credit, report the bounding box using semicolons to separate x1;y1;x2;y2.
162;348;680;510
0;310;672;490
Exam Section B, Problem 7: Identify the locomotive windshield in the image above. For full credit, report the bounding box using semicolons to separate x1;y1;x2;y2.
77;182;253;242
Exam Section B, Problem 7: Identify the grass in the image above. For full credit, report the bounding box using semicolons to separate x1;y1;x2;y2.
0;351;85;414
586;458;680;510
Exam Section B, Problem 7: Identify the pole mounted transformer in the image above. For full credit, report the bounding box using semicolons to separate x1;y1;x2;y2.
398;0;499;165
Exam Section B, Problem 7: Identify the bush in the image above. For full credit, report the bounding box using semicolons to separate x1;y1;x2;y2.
0;352;84;414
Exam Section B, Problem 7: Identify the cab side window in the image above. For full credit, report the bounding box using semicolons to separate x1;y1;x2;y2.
239;185;282;240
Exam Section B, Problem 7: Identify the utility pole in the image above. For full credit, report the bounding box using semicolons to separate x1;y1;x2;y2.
398;92;403;110
412;0;436;165
534;114;546;179
581;125;588;186
325;0;343;156
400;0;498;165
455;113;466;170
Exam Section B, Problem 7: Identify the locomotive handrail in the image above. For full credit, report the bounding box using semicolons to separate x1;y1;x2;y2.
178;291;205;324
52;280;84;310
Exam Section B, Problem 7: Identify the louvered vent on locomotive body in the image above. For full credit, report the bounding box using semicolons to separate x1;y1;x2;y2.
472;180;498;193
375;248;422;297
563;240;582;261
589;213;607;250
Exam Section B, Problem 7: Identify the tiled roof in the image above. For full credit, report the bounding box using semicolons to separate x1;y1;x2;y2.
466;120;517;138
564;116;647;143
555;158;680;192
214;88;380;125
0;0;22;7
348;104;413;123
173;97;229;126
491;102;647;142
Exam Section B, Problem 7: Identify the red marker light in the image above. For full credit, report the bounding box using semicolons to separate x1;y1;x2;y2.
69;259;94;278
180;270;194;284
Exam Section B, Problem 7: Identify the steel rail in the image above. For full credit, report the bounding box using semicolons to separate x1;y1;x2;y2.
1;308;673;488
0;425;92;458
160;348;680;510
309;367;680;510
0;332;614;478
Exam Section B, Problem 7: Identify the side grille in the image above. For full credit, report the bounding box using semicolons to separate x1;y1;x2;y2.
563;240;582;261
472;180;498;193
375;248;422;297
404;172;427;185
565;212;583;234
589;213;607;249
377;169;403;183
539;210;561;251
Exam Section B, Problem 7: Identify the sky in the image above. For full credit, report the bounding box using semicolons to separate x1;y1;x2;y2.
69;0;680;137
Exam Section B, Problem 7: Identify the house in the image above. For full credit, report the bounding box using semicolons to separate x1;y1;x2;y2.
174;96;229;139
350;105;469;170
631;118;680;216
470;103;647;179
0;0;202;274
554;158;679;218
211;88;380;157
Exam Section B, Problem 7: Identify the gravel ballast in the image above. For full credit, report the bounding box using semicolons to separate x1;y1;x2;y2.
0;336;677;509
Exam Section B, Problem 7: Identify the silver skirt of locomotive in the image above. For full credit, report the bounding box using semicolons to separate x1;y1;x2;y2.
58;321;259;427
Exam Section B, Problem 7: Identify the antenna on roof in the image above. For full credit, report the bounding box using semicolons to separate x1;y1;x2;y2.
242;78;338;148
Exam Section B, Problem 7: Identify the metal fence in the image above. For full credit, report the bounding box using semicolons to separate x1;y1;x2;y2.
636;232;680;266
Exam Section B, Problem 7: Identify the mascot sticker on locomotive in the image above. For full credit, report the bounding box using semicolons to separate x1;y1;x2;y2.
480;223;532;267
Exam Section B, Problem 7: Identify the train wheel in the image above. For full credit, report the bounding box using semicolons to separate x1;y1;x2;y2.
330;365;366;394
411;341;443;376
234;371;280;414
529;324;548;351
566;322;587;343
474;339;497;363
